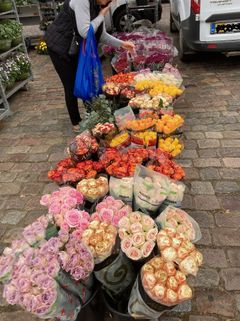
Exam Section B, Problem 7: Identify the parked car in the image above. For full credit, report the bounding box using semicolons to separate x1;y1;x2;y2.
169;0;240;60
105;0;162;32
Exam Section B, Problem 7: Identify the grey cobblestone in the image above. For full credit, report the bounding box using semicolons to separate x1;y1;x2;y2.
193;158;221;168
191;181;215;195
200;168;220;180
197;139;220;149
215;181;239;193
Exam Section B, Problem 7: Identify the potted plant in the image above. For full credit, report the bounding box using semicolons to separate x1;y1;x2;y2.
13;52;31;81
0;59;19;90
9;20;23;47
0;0;12;13
0;24;12;52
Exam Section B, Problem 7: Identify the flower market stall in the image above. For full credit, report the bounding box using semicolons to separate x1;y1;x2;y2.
0;34;204;321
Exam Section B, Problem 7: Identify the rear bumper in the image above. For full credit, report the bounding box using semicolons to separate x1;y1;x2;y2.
182;11;240;52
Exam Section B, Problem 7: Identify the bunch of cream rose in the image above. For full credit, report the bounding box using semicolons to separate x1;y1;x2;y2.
91;196;132;227
118;211;158;261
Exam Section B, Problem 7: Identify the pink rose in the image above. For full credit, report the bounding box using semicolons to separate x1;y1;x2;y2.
64;196;78;208
129;212;142;224
21;294;38;313
146;227;158;242
80;211;90;221
91;212;100;221
114;200;124;209
3;284;19;305
141;215;155;232
65;209;82;228
126;247;142;261
120;237;132;253
118;228;129;240
99;208;114;223
112;214;121;227
49;203;61;215
96;202;106;212
130;222;143;234
71;267;87;281
41;290;57;306
79;218;90;231
17;278;31;293
132;232;145;248
141;241;155;258
52;191;60;198
40;194;51;206
118;216;130;230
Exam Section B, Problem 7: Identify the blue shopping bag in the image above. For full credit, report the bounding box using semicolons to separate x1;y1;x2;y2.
74;24;104;101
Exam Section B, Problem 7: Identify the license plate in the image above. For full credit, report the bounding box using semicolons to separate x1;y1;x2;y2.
210;22;240;34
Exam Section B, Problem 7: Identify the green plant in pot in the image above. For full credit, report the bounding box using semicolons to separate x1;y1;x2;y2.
0;59;20;90
1;20;23;47
0;0;13;13
0;23;12;52
14;52;31;81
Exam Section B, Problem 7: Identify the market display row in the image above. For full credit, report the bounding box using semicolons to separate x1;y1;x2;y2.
0;60;203;320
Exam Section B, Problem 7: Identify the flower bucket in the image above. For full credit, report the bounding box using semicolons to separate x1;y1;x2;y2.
76;288;105;321
0;0;12;12
0;39;11;53
12;36;22;47
103;291;150;321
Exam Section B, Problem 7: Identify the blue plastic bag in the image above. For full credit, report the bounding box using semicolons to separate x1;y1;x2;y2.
74;25;104;101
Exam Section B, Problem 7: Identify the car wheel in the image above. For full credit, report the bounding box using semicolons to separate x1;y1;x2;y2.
179;28;192;61
114;7;141;32
170;13;178;33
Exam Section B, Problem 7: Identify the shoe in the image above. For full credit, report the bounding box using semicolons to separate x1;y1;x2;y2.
72;124;82;133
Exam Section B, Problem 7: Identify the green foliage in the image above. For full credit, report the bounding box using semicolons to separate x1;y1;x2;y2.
0;20;22;40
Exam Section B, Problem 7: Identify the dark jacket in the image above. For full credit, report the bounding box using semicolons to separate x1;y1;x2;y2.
45;0;103;58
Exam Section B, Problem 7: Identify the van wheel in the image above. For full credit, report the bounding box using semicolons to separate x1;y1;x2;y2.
170;13;178;33
114;6;141;32
179;28;191;61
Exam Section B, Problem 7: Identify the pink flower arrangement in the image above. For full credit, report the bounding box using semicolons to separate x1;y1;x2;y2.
91;196;132;227
22;215;51;246
118;211;158;261
59;237;94;281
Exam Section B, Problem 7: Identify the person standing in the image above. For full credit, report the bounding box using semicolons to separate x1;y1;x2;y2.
45;0;135;132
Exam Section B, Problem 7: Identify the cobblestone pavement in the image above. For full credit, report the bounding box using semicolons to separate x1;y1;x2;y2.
1;4;240;321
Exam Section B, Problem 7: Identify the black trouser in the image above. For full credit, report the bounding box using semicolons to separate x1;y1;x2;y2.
48;49;81;126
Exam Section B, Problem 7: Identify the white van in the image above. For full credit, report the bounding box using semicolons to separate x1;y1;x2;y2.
105;0;162;31
170;0;240;60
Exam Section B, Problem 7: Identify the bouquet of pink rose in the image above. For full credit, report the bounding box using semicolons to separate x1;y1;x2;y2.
118;211;158;261
2;238;81;320
91;196;132;227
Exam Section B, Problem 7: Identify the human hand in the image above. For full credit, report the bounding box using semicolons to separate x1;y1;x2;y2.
100;3;112;16
121;41;135;53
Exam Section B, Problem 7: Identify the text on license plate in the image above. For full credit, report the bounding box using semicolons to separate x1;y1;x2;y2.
210;22;240;34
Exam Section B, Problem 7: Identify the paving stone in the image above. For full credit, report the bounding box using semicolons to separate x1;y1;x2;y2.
198;149;220;158
1;312;43;321
180;149;198;159
197;139;220;149
2;227;24;243
219;196;240;211
228;249;240;267
182;194;194;209
235;294;240;312
207;124;224;131
0;183;21;195
220;168;240;179
183;140;198;149
188;268;219;287
0;227;6;240
193;158;221;168
191;125;208;131
194;289;235;317
184;168;200;180
212;228;240;246
221;139;240;147
220;268;240;291
223;131;240;139
196;228;212;246
21;183;44;196
0;210;27;225
26;153;49;162
223;158;240;168
220;147;240;157
0;172;17;183
201;248;228;268
215;181;239;193
189;316;218;321
188;211;215;228
185;132;205;139
0;163;14;171
176;159;193;168
199;168;220;180
5;145;31;154
48;152;66;162
215;211;240;227
205;132;223;139
29;145;51;153
191;181;215;195
194;195;220;210
0;284;7;307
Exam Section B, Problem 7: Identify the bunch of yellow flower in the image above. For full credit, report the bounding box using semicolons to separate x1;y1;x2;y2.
135;80;183;98
158;137;183;157
35;41;48;55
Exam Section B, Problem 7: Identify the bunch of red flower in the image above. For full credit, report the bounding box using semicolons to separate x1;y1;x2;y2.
48;158;104;185
68;132;99;162
147;158;185;181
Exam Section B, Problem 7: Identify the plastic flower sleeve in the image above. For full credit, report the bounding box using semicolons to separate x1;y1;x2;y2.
35;284;81;321
158;179;185;212
128;276;170;319
94;251;136;296
56;270;93;305
114;106;135;131
133;165;169;216
109;176;133;206
155;206;202;243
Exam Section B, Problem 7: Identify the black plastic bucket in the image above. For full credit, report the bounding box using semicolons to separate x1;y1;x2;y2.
103;291;150;321
76;288;105;321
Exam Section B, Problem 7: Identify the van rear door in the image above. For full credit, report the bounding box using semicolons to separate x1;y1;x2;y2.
200;0;240;42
